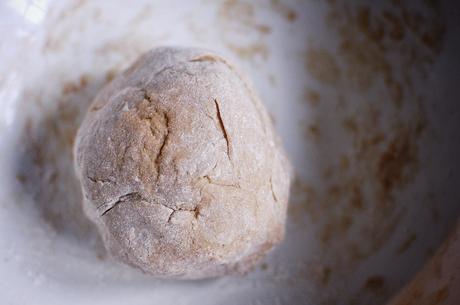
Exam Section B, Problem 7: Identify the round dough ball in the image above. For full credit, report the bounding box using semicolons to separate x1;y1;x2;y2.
74;47;291;279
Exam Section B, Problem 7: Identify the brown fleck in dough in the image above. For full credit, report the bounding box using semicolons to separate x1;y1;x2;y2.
74;47;291;279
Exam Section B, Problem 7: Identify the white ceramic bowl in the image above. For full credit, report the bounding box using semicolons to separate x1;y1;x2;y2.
1;1;459;304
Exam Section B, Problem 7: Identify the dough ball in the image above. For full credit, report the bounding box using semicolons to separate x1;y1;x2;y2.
74;47;291;279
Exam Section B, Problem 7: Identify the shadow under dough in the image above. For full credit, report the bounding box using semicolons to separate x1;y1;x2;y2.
14;73;113;254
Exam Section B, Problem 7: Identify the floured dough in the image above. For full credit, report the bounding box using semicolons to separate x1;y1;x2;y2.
74;47;291;279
